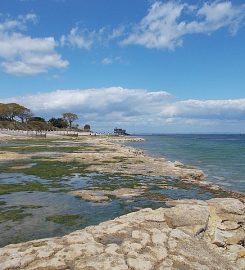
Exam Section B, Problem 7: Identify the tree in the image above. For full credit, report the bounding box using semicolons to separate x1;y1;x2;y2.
49;117;68;129
18;108;33;123
62;112;78;129
7;103;26;121
0;103;32;122
0;103;11;120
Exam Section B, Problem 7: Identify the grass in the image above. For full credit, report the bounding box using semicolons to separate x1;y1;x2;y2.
46;214;85;226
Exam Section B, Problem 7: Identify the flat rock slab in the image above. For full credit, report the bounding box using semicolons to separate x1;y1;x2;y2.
70;188;144;203
0;198;244;270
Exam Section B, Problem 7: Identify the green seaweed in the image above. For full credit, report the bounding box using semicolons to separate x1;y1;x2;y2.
0;209;32;223
0;182;49;195
19;205;43;209
46;214;85;226
0;145;91;154
143;191;168;201
0;201;6;206
0;160;89;180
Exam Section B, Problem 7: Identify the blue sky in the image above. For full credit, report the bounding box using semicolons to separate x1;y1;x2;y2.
0;0;245;133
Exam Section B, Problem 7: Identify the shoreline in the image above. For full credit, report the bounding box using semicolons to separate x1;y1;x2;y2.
109;136;245;200
121;135;245;198
0;133;244;200
0;133;244;268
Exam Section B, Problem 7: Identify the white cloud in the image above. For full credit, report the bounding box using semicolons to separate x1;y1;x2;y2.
0;13;37;32
60;27;95;49
122;1;245;50
61;25;125;49
108;25;125;40
102;57;113;65
101;56;121;65
2;87;245;132
0;14;68;75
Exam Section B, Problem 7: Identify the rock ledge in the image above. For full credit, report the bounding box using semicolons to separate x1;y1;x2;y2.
0;198;244;270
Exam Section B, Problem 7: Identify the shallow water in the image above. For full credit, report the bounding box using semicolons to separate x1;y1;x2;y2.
0;137;235;247
129;134;245;193
0;171;221;247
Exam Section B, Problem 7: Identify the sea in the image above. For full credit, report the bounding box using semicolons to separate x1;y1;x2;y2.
128;134;245;193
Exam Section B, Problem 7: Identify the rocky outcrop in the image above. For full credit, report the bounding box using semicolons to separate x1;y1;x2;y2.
0;198;244;270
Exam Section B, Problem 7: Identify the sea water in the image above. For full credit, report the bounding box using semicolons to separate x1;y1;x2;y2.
129;134;245;193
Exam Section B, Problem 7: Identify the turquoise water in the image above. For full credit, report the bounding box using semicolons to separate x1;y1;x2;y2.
129;134;245;193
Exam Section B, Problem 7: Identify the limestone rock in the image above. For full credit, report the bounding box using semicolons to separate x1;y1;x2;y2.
0;198;244;270
164;204;209;228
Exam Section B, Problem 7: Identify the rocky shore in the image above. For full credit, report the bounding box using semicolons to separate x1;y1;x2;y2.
0;135;205;183
0;133;244;269
0;198;244;270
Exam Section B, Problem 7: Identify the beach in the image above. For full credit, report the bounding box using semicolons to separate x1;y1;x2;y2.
0;133;244;269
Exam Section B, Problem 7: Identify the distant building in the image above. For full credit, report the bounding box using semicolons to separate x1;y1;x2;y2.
84;124;91;132
114;128;129;136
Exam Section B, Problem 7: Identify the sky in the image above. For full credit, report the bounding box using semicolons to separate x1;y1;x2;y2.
0;0;245;133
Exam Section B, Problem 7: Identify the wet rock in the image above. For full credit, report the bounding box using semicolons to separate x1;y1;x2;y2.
70;188;144;203
109;188;143;198
71;190;110;203
173;161;185;167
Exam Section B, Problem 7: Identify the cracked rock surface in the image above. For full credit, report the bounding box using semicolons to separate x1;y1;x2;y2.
0;198;244;270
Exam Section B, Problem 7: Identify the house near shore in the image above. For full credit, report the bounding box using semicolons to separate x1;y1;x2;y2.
83;124;91;132
114;128;129;136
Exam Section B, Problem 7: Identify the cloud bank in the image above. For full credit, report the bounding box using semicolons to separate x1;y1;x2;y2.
1;87;245;132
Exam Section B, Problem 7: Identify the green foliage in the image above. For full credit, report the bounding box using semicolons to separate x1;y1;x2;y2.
0;103;32;122
49;117;68;128
28;116;46;123
0;102;81;131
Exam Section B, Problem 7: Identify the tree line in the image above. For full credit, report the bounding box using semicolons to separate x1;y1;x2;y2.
0;103;90;131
